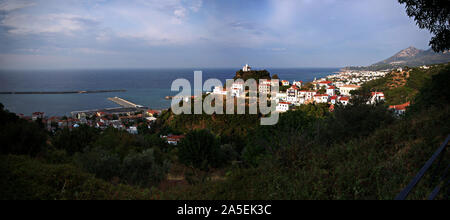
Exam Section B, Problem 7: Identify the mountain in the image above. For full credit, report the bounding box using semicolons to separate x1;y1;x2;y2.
345;46;450;71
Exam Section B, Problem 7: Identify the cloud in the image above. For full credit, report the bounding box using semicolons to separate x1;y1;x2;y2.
0;0;433;69
0;0;35;12
2;13;99;35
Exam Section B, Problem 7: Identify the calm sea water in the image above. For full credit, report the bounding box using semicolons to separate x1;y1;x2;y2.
0;68;339;116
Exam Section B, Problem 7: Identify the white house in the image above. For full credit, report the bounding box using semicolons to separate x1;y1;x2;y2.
293;80;303;88
127;126;138;135
339;85;360;96
231;82;245;97
281;80;290;86
368;92;385;104
276;102;291;112
300;90;317;101
339;97;350;106
314;94;329;103
326;86;336;96
287;85;300;103
259;80;271;94
389;102;410;115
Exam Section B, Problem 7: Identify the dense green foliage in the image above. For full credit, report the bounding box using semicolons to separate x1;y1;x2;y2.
0;155;158;200
399;0;450;52
0;104;47;156
163;63;450;200
0;107;173;196
178;130;225;171
234;69;271;81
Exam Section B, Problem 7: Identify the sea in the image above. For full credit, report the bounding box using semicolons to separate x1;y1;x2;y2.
0;68;340;116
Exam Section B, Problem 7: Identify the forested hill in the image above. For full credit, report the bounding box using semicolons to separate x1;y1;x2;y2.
234;69;272;81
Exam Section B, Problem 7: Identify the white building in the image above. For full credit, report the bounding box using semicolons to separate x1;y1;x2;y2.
276;102;291;112
299;90;317;101
287;85;300;103
339;97;350;106
231;82;245;97
339;85;360;96
314;94;329;103
293;81;303;88
368;92;385;104
259;80;271;94
127;126;138;135
326;86;336;96
281;80;290;86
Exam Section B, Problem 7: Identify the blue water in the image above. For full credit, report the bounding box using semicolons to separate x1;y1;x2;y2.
0;68;339;116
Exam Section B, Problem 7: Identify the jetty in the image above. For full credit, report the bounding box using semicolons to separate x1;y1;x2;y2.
108;97;143;108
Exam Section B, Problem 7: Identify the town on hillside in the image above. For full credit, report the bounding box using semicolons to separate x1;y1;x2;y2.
209;64;398;114
17;64;415;145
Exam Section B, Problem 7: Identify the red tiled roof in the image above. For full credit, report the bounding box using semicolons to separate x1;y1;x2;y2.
389;102;410;111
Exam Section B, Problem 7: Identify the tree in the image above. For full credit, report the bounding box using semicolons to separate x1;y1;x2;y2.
178;129;225;171
0;104;47;156
399;0;450;52
52;125;99;155
120;149;170;186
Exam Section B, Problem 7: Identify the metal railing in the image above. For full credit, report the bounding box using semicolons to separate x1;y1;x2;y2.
395;134;450;200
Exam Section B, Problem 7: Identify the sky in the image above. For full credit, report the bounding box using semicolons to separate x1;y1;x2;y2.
0;0;433;69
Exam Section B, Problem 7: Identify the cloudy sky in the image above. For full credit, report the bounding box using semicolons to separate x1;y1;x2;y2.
0;0;432;69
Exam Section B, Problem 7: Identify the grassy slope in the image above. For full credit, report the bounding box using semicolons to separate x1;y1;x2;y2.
0;155;160;200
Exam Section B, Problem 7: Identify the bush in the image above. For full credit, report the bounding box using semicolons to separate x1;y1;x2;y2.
178;129;225;171
52;125;99;155
74;147;122;181
120;149;170;187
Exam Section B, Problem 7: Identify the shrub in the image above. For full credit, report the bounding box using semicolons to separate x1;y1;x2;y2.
178;129;225;171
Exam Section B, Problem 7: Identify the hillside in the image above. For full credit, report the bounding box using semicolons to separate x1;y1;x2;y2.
345;47;450;71
1;64;449;200
163;63;450;200
234;69;272;81
360;63;449;105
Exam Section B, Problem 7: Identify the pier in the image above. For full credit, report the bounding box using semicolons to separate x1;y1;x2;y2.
108;97;143;108
71;97;147;117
